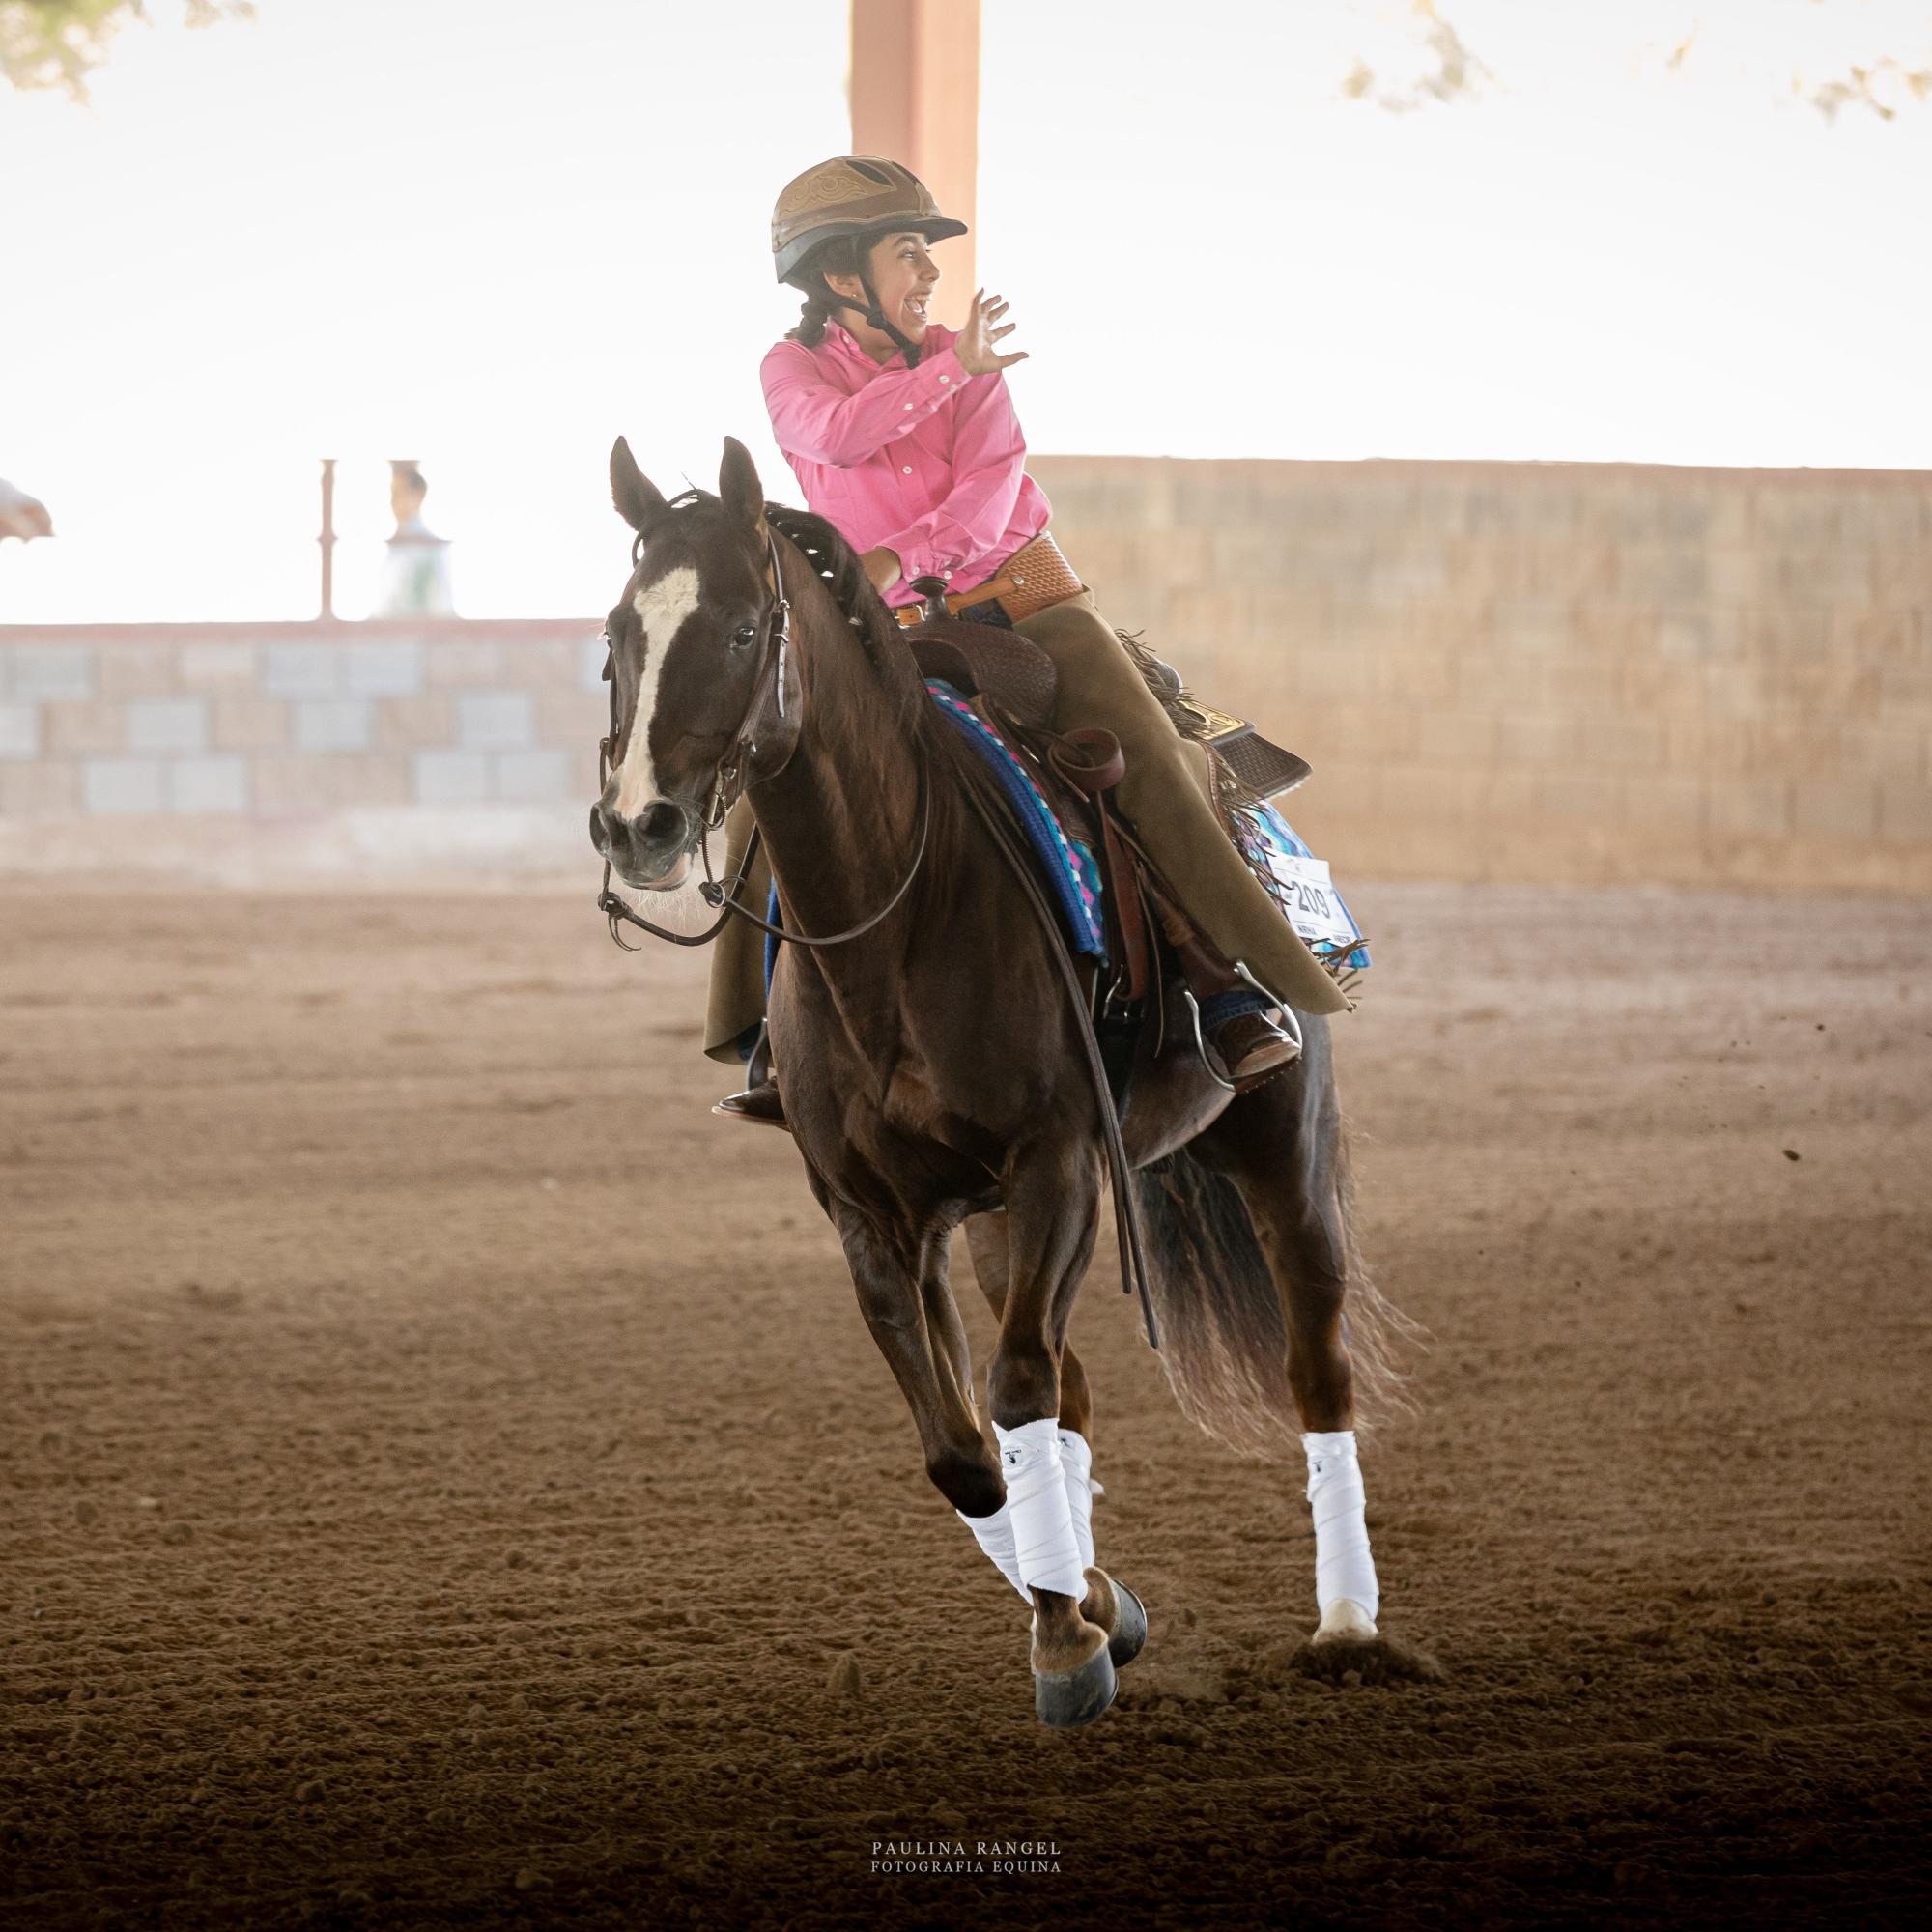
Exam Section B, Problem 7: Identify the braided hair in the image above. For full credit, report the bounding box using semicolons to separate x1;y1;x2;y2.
784;232;870;348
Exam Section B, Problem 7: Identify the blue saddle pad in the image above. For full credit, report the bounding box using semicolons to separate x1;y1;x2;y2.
762;679;1103;992
923;680;1108;959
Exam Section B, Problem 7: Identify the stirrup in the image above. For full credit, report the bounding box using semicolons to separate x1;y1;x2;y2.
1180;988;1300;1091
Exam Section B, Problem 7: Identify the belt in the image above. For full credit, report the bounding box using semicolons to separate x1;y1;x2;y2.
893;531;1082;629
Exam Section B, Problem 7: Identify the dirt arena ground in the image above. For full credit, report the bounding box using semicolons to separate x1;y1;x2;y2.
3;877;1928;1929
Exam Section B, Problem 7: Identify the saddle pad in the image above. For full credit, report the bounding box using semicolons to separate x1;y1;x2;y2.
924;680;1108;960
761;680;1105;993
1241;802;1373;975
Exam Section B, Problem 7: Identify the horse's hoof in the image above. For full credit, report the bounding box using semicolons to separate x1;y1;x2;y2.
1033;1641;1118;1729
1312;1598;1378;1643
1105;1579;1149;1669
1066;1572;1150;1670
1285;1606;1444;1687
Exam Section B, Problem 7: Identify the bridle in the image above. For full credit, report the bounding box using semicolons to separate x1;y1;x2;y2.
594;513;1161;1351
595;524;930;953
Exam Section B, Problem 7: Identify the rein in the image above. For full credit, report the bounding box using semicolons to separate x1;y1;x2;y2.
595;526;928;952
593;516;1161;1350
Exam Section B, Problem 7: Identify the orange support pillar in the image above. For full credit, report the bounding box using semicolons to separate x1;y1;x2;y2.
849;0;980;329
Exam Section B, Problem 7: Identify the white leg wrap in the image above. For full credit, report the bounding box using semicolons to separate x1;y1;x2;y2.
1057;1428;1096;1576
1303;1430;1379;1622
955;1498;1032;1603
993;1417;1088;1602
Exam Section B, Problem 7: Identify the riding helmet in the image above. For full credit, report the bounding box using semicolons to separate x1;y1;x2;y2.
771;156;967;285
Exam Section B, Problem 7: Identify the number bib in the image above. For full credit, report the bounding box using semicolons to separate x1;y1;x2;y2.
1244;803;1371;971
1263;850;1358;951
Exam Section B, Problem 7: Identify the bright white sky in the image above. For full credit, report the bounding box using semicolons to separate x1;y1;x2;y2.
3;0;1928;621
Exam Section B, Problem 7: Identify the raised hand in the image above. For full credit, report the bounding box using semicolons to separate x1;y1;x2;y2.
954;289;1028;377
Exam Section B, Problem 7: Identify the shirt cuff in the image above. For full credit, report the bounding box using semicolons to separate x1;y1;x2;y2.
923;345;970;394
875;526;965;596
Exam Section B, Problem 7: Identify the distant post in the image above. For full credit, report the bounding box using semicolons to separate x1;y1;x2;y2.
318;458;337;621
850;0;980;330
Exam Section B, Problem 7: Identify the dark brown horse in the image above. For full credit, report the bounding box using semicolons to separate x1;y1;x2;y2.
591;435;1415;1727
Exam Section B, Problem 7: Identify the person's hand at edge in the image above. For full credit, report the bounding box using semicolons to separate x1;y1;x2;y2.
860;546;903;596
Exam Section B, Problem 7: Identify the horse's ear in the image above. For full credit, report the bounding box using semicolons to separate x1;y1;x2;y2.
719;436;767;538
611;436;669;537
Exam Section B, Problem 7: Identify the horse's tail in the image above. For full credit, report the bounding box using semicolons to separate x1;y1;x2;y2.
1128;1113;1420;1463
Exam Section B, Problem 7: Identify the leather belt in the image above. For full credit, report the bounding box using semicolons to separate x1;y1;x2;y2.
894;531;1082;629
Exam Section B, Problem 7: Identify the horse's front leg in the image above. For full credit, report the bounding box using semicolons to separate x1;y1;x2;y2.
830;1207;1006;1528
964;1210;1147;1676
984;1148;1122;1728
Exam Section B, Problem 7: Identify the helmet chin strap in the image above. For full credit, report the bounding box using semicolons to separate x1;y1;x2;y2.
823;271;923;367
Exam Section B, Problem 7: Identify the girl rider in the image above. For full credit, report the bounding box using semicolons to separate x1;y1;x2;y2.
708;156;1350;1123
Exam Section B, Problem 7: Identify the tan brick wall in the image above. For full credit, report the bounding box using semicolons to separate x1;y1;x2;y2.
1031;457;1932;892
3;459;1928;890
0;620;608;874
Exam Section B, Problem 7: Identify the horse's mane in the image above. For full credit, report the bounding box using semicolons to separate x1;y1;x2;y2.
661;488;923;733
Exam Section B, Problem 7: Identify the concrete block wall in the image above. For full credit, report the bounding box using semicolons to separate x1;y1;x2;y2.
1032;457;1932;892
0;620;607;876
2;459;1928;889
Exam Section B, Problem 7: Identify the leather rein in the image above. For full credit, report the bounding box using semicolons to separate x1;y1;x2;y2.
593;524;1159;1350
595;526;928;952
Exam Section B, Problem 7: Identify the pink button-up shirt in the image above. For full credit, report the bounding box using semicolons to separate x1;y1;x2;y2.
760;319;1051;610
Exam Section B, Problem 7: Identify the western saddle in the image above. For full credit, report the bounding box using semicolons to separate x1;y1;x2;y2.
897;578;1307;1102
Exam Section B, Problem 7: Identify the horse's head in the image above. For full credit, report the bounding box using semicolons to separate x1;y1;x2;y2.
590;436;802;890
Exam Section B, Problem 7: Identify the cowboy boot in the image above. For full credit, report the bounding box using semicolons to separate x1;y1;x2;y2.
713;1079;787;1128
712;1025;790;1131
1210;1007;1301;1085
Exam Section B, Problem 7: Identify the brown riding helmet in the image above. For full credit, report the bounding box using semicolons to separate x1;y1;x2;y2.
771;156;967;285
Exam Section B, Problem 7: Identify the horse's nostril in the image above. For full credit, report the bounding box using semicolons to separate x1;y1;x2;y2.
638;801;686;847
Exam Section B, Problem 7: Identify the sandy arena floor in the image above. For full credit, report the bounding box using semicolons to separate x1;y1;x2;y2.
2;878;1928;1929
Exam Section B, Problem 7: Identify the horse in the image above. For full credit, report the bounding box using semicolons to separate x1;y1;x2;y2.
589;434;1420;1727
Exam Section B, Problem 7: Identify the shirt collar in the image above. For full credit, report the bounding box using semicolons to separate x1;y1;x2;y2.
825;319;903;370
824;317;957;371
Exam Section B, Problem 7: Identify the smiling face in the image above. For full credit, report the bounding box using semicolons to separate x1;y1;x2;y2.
824;229;940;359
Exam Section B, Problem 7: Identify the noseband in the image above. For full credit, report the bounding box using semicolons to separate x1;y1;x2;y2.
596;526;930;952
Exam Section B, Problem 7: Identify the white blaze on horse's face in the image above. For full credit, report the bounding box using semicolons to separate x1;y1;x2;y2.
612;564;703;820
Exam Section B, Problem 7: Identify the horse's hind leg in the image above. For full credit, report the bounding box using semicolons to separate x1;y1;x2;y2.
1198;1020;1384;1648
964;1211;1147;1671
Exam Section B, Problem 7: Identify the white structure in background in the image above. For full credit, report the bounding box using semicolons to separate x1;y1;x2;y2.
1;477;54;544
374;460;454;615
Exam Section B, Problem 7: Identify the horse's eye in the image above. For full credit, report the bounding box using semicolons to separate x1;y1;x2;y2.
731;624;758;652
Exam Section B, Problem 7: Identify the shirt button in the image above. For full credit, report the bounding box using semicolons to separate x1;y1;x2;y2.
902;465;913;474
903;402;914;411
939;374;951;384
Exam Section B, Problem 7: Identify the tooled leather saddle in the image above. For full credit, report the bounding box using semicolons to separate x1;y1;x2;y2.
900;584;1312;797
904;611;1061;730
